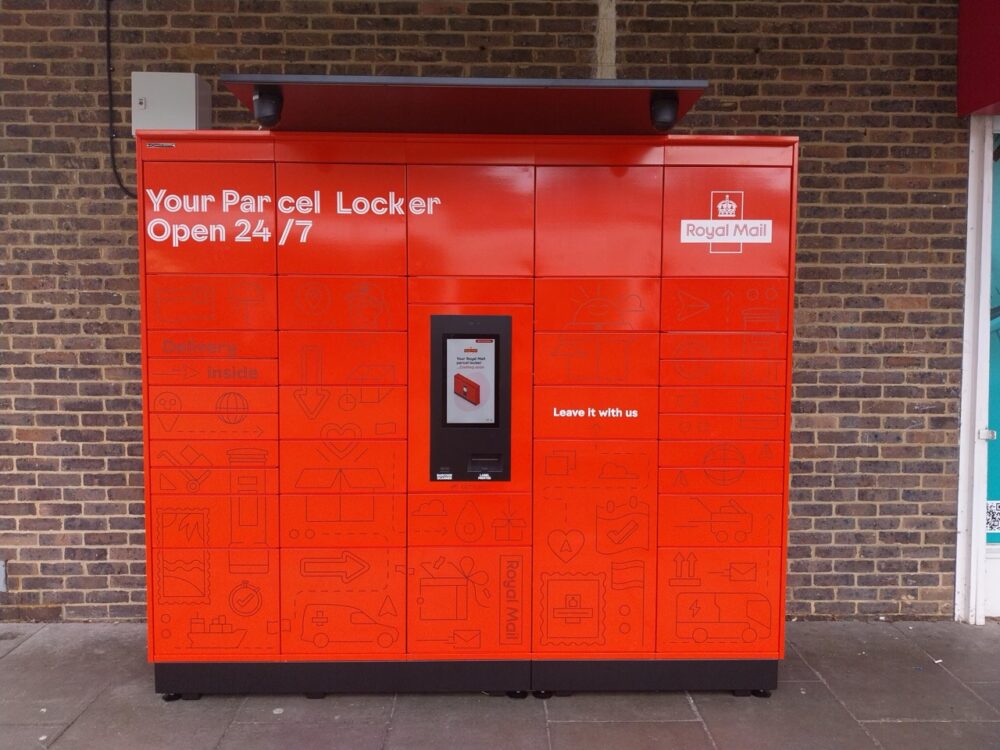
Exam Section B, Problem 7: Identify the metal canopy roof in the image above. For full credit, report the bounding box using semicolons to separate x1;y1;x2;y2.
221;74;707;135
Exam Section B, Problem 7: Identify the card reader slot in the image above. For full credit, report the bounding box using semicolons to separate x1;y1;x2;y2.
468;454;503;474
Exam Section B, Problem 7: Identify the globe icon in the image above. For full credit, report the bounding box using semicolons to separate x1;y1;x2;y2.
702;444;746;486
215;391;249;424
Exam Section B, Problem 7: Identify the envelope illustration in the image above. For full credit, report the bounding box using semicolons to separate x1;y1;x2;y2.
452;629;481;649
729;563;757;582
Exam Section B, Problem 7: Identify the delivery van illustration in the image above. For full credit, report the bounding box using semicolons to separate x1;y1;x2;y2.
675;593;771;644
301;604;399;649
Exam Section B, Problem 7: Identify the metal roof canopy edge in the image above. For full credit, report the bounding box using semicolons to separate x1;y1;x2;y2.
221;74;707;135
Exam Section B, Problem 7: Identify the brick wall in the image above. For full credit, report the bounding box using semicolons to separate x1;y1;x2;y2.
0;0;966;621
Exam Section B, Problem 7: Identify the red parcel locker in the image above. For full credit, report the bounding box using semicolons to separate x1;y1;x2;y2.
138;119;796;695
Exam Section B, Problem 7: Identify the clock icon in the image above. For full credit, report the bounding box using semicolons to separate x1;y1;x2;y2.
229;580;262;617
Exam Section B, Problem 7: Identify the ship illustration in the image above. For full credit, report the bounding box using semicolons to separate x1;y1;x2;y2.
187;615;247;649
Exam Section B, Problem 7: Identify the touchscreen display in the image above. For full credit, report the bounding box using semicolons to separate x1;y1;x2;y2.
445;336;496;425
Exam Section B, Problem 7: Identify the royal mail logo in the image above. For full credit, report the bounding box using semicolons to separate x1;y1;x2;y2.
680;190;773;254
715;193;738;218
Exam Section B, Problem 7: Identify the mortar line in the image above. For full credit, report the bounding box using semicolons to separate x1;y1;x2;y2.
595;0;616;80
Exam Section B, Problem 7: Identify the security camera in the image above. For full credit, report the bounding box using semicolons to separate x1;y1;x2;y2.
650;90;679;132
252;85;283;128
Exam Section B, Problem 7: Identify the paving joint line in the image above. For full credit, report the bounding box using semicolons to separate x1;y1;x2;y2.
212;696;249;750
542;695;554;750
786;638;886;750
0;623;47;660
858;718;1000;724
46;674;119;748
684;691;719;750
965;680;1000;710
377;693;397;750
889;621;1000;718
545;717;704;723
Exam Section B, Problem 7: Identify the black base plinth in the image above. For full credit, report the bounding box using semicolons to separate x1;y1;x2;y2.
155;659;778;695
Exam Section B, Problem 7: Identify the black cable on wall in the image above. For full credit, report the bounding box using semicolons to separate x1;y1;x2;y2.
105;0;136;199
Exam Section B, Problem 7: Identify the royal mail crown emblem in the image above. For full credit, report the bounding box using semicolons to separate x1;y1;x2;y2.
716;194;738;218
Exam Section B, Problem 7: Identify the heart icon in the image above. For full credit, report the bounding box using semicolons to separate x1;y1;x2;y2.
547;529;585;563
321;423;362;459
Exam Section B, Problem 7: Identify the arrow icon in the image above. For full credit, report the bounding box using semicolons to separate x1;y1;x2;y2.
300;551;370;583
294;387;330;420
152;365;198;381
298;345;324;384
722;288;734;324
674;290;710;321
379;595;397;617
294;346;330;419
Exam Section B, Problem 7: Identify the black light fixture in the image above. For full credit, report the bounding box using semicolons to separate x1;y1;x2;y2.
650;90;680;131
224;75;707;133
252;85;283;128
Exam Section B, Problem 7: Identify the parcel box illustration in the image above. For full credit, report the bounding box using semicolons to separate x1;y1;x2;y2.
138;118;796;695
454;373;481;407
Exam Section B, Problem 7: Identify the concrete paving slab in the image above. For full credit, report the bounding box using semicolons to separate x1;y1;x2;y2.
0;724;57;748
777;645;820;682
894;621;1000;683
0;624;148;726
0;624;43;659
233;694;393;724
386;694;548;750
693;683;880;750
549;720;713;750
48;677;240;750
863;720;1000;749
1;621;999;749
968;683;1000;712
217;721;387;750
789;621;999;721
543;692;696;722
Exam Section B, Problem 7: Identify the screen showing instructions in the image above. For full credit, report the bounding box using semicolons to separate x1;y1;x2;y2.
445;337;496;425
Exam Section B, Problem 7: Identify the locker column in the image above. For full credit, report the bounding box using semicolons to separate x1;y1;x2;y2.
532;157;663;657
656;153;795;658
141;158;280;661
405;162;535;659
275;163;408;660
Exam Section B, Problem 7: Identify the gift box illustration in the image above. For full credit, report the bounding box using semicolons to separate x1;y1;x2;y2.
492;513;527;542
417;555;490;621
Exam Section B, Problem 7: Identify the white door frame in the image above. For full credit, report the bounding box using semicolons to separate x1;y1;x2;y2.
955;115;997;623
